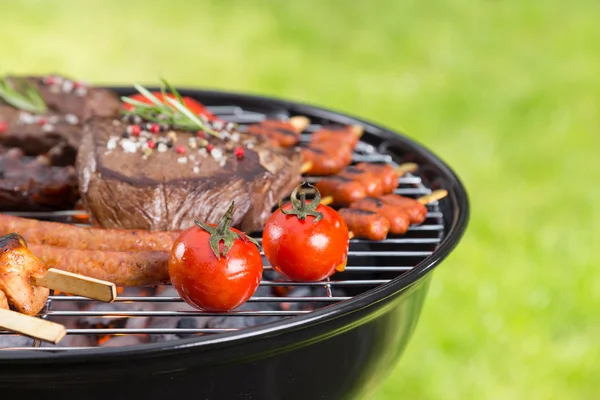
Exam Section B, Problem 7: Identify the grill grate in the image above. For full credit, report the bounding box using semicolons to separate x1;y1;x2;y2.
0;104;445;351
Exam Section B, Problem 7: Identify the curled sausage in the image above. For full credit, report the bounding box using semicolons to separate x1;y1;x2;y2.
337;208;390;241
28;244;169;287
311;125;362;149
339;166;384;197
379;194;428;225
300;141;353;176
354;162;398;193
349;197;410;235
0;233;49;315
0;214;179;252
247;119;302;148
314;176;366;206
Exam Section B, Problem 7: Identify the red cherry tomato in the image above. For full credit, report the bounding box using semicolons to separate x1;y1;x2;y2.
262;183;349;282
168;203;263;312
122;92;218;121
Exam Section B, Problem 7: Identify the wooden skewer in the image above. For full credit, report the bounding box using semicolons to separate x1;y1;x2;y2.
320;163;420;206
300;161;313;174
417;189;448;205
0;308;66;344
289;116;311;132
30;268;117;303
351;124;364;138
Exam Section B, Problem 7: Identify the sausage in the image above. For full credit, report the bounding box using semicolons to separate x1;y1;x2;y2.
338;166;384;196
354;162;398;193
349;197;410;235
337;208;390;241
0;214;180;252
311;125;362;149
314;176;366;206
379;194;428;225
28;244;170;287
300;141;353;176
247;119;301;148
0;233;49;315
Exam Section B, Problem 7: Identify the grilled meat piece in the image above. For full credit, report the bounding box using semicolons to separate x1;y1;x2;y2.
349;196;410;235
0;147;78;211
354;162;398;193
337;208;390;241
311;124;363;149
0;74;120;166
76;116;303;233
300;141;353;176
246;116;309;148
0;233;49;316
379;194;428;225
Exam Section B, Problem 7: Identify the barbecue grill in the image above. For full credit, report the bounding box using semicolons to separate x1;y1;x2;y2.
0;87;469;400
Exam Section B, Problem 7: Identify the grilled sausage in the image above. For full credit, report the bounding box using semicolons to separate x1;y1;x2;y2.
0;233;49;315
300;141;353;176
28;244;169;287
338;166;384;196
314;176;366;206
337;208;390;241
0;214;180;252
247;120;301;148
354;162;398;193
379;194;428;225
311;125;362;149
349;197;410;235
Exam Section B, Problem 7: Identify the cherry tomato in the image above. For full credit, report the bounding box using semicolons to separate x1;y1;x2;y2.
122;92;218;121
168;202;263;312
262;183;349;282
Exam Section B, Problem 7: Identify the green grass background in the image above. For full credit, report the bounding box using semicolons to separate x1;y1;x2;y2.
1;1;598;398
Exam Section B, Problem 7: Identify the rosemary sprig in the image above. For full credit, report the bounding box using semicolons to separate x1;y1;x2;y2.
0;77;47;114
121;79;219;137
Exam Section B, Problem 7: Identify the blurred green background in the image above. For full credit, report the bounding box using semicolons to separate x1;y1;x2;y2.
1;0;597;399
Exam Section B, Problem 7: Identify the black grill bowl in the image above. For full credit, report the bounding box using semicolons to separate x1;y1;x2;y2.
0;87;469;400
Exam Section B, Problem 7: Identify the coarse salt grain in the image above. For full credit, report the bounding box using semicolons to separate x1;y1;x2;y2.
75;87;87;96
19;113;34;124
106;138;118;150
198;148;208;157
157;143;168;153
42;124;55;132
62;80;74;93
121;139;137;153
231;133;240;142
193;166;200;174
211;148;223;159
48;115;60;124
177;157;188;164
219;159;226;167
65;114;79;125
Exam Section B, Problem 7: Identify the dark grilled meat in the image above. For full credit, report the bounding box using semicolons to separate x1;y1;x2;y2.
0;147;78;211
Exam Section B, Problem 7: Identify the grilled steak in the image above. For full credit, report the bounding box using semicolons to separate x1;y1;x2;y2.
76;117;303;233
0;147;78;211
0;74;120;166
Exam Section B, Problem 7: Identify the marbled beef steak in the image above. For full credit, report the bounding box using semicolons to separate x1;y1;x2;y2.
0;74;120;166
76;116;303;233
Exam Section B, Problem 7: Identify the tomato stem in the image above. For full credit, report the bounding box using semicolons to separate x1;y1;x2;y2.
279;182;323;221
194;201;260;259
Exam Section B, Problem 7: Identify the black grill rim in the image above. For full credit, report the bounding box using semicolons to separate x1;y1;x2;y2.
0;86;470;362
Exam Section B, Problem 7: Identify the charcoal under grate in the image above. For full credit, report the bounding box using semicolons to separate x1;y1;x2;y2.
0;103;445;351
